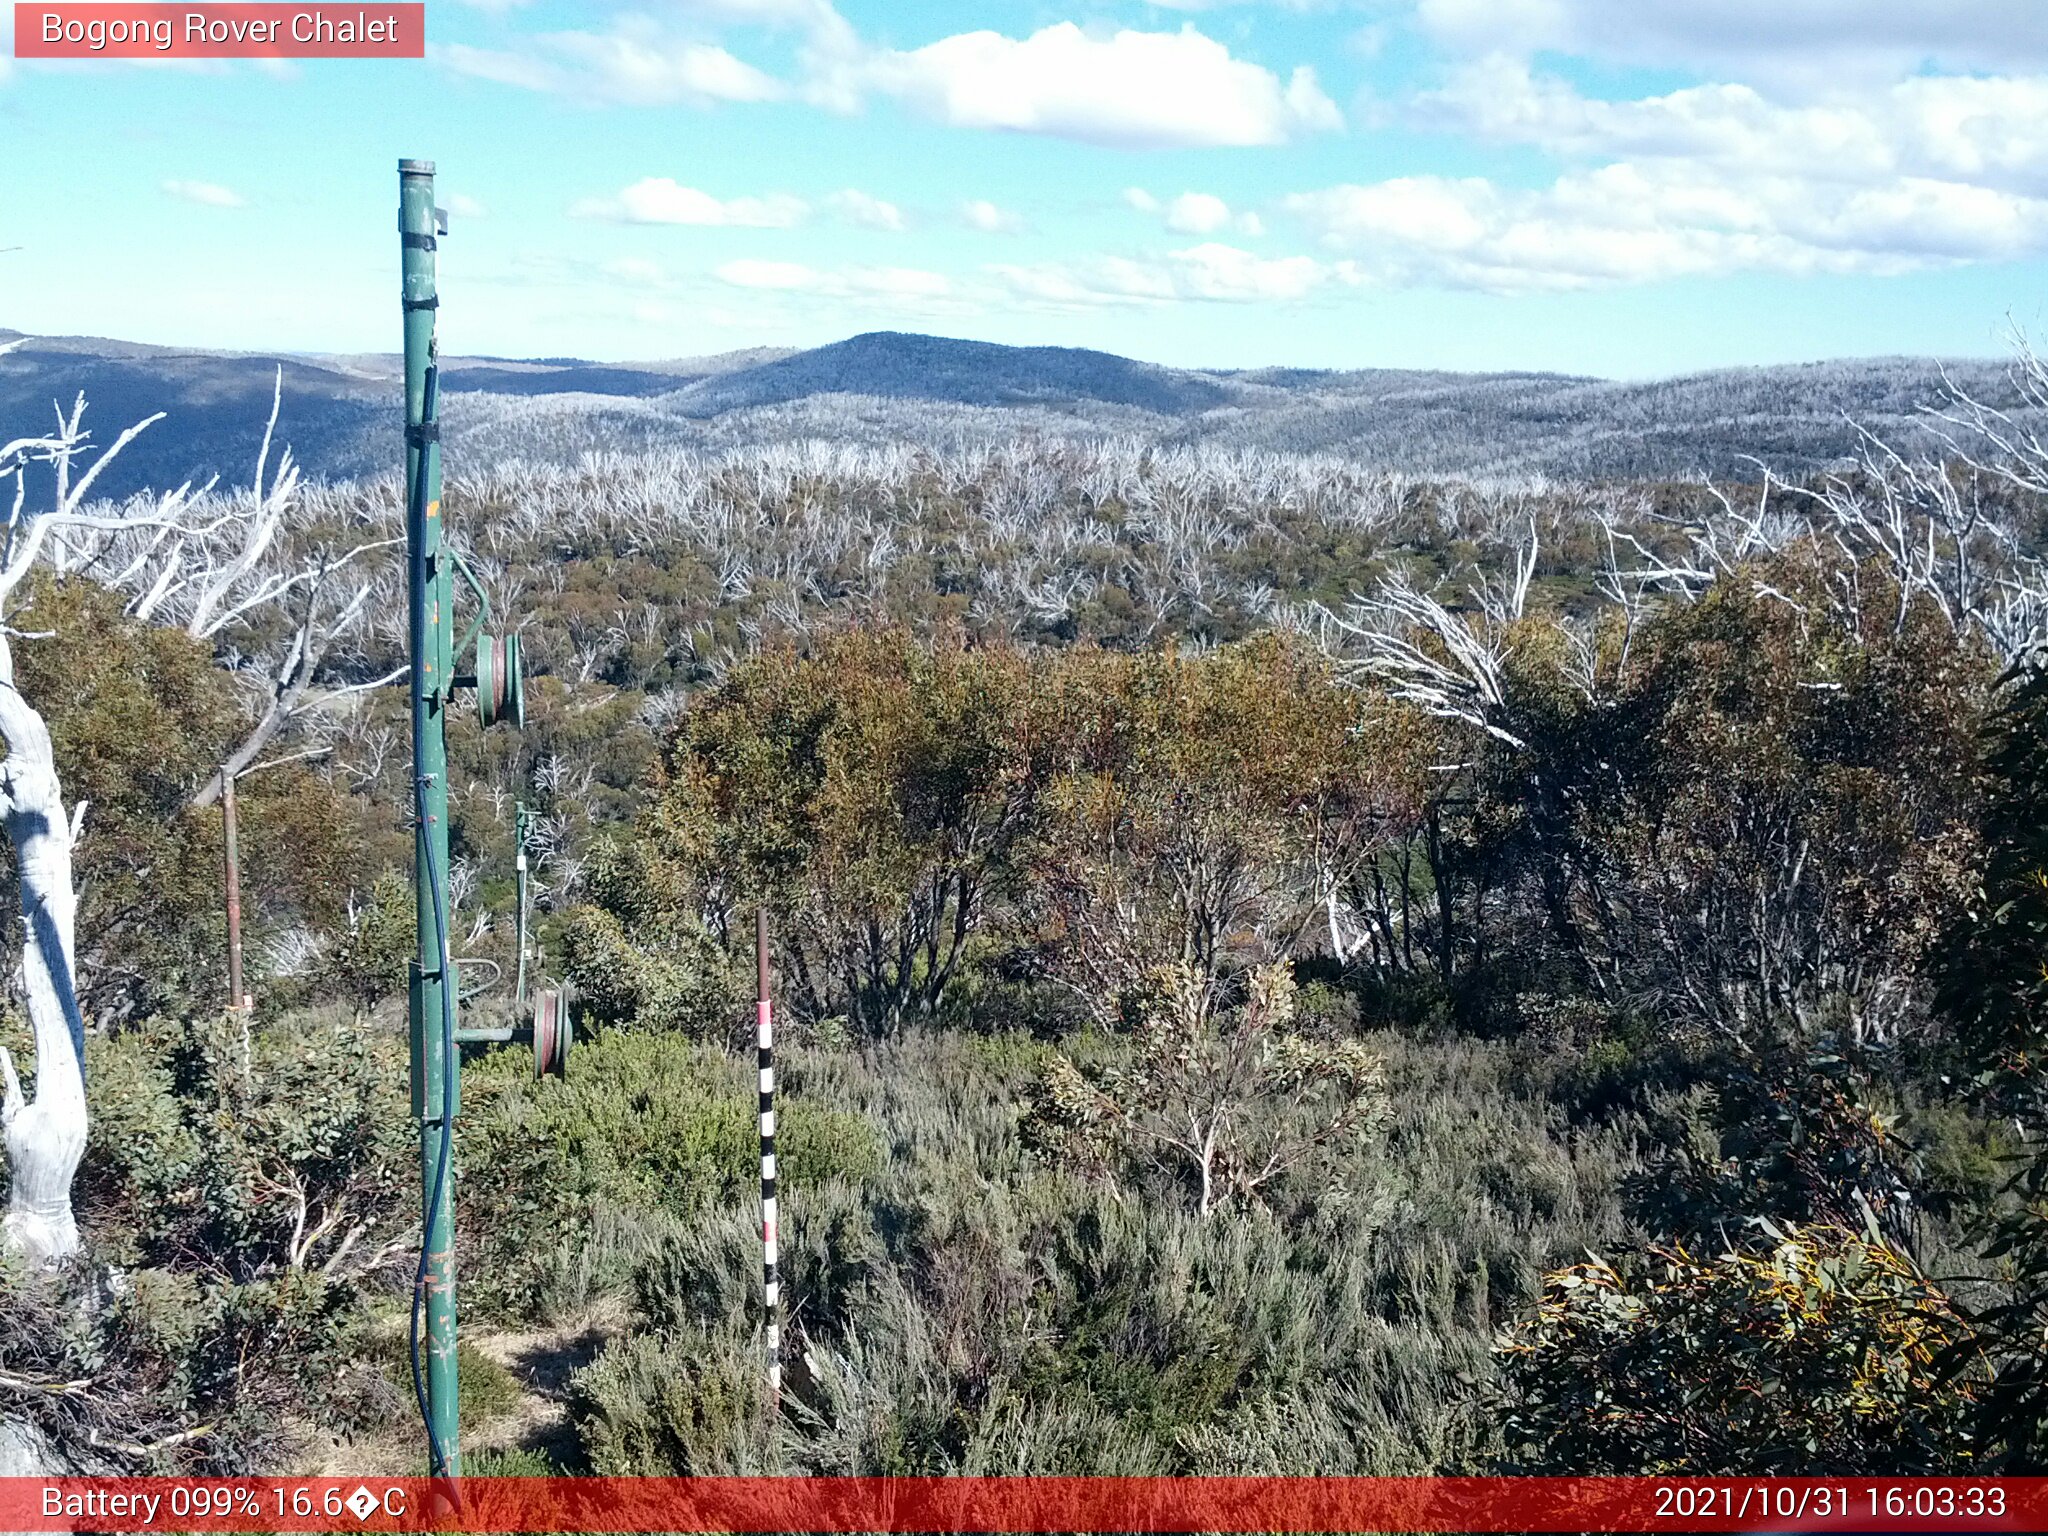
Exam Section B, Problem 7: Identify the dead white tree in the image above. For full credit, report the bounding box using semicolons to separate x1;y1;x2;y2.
1924;326;2048;500
83;373;402;808
0;363;208;1263
184;557;400;810
1313;525;1536;753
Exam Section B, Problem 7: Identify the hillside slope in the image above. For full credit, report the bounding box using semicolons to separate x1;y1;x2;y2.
0;327;2023;497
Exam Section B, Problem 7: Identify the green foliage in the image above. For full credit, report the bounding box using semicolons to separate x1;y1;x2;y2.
9;573;385;1021
1930;651;2048;1463
570;1327;765;1475
565;1028;1624;1476
10;574;238;1019
1936;653;2048;1106
1495;1224;1983;1473
3;1012;405;1472
1605;555;1989;1039
78;1011;411;1282
318;871;416;1017
0;1255;372;1471
650;628;1032;1033
1028;962;1388;1215
561;839;739;1036
620;629;1411;1043
1434;550;1992;1043
13;476;2033;1481
457;1031;881;1319
367;1336;521;1432
457;1342;525;1430
1023;636;1405;1018
460;1446;560;1476
1004;1203;1257;1445
1635;1046;1915;1246
1901;1101;2021;1219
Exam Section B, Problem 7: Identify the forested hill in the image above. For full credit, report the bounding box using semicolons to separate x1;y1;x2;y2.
0;326;2023;498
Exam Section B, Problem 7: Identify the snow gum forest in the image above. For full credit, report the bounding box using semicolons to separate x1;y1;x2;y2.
9;327;2048;1477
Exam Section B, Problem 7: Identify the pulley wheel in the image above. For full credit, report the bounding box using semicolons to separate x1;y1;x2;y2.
533;986;571;1079
477;632;525;729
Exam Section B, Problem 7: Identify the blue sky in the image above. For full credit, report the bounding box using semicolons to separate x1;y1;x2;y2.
3;0;2046;375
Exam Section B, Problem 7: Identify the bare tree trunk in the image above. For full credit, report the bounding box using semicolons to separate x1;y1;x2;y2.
190;686;298;810
187;570;395;813
0;679;87;1264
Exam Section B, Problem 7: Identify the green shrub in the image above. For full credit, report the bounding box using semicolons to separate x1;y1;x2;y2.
1902;1101;2022;1219
319;871;415;1017
460;1447;559;1476
561;900;738;1038
0;1250;368;1472
1006;1202;1253;1444
368;1336;522;1433
14;1010;412;1471
570;1328;765;1475
1494;1223;1984;1473
457;1342;526;1431
9;573;392;1024
581;1029;1591;1477
458;1031;881;1319
78;1012;411;1282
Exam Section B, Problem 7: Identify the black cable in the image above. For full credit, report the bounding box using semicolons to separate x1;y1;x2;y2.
404;361;459;1482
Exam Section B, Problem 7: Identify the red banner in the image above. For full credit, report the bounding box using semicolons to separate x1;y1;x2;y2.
12;4;424;59
0;1476;2041;1532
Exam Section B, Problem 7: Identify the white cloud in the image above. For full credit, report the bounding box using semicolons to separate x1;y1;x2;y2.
435;21;784;106
827;189;906;230
433;43;559;92
715;259;958;303
1145;0;1340;9
1411;0;2048;89
848;23;1342;148
989;244;1351;308
961;199;1026;233
1284;53;2048;292
1283;160;2048;291
573;178;808;226
442;12;1336;152
712;246;1338;314
1168;193;1234;233
988;260;1176;307
163;180;245;209
855;266;955;298
556;29;783;104
1167;242;1326;298
1125;189;1266;235
447;193;488;220
1426;59;2048;199
667;0;841;23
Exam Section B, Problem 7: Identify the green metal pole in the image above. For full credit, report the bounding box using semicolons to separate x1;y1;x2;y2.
400;157;460;1476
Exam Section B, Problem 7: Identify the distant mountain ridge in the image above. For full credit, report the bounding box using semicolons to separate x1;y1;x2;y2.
667;332;1240;416
0;327;2024;499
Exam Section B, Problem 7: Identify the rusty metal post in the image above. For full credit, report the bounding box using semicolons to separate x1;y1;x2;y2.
221;766;247;1011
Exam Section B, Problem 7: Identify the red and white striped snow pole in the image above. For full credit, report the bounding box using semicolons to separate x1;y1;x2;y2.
756;907;781;1404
